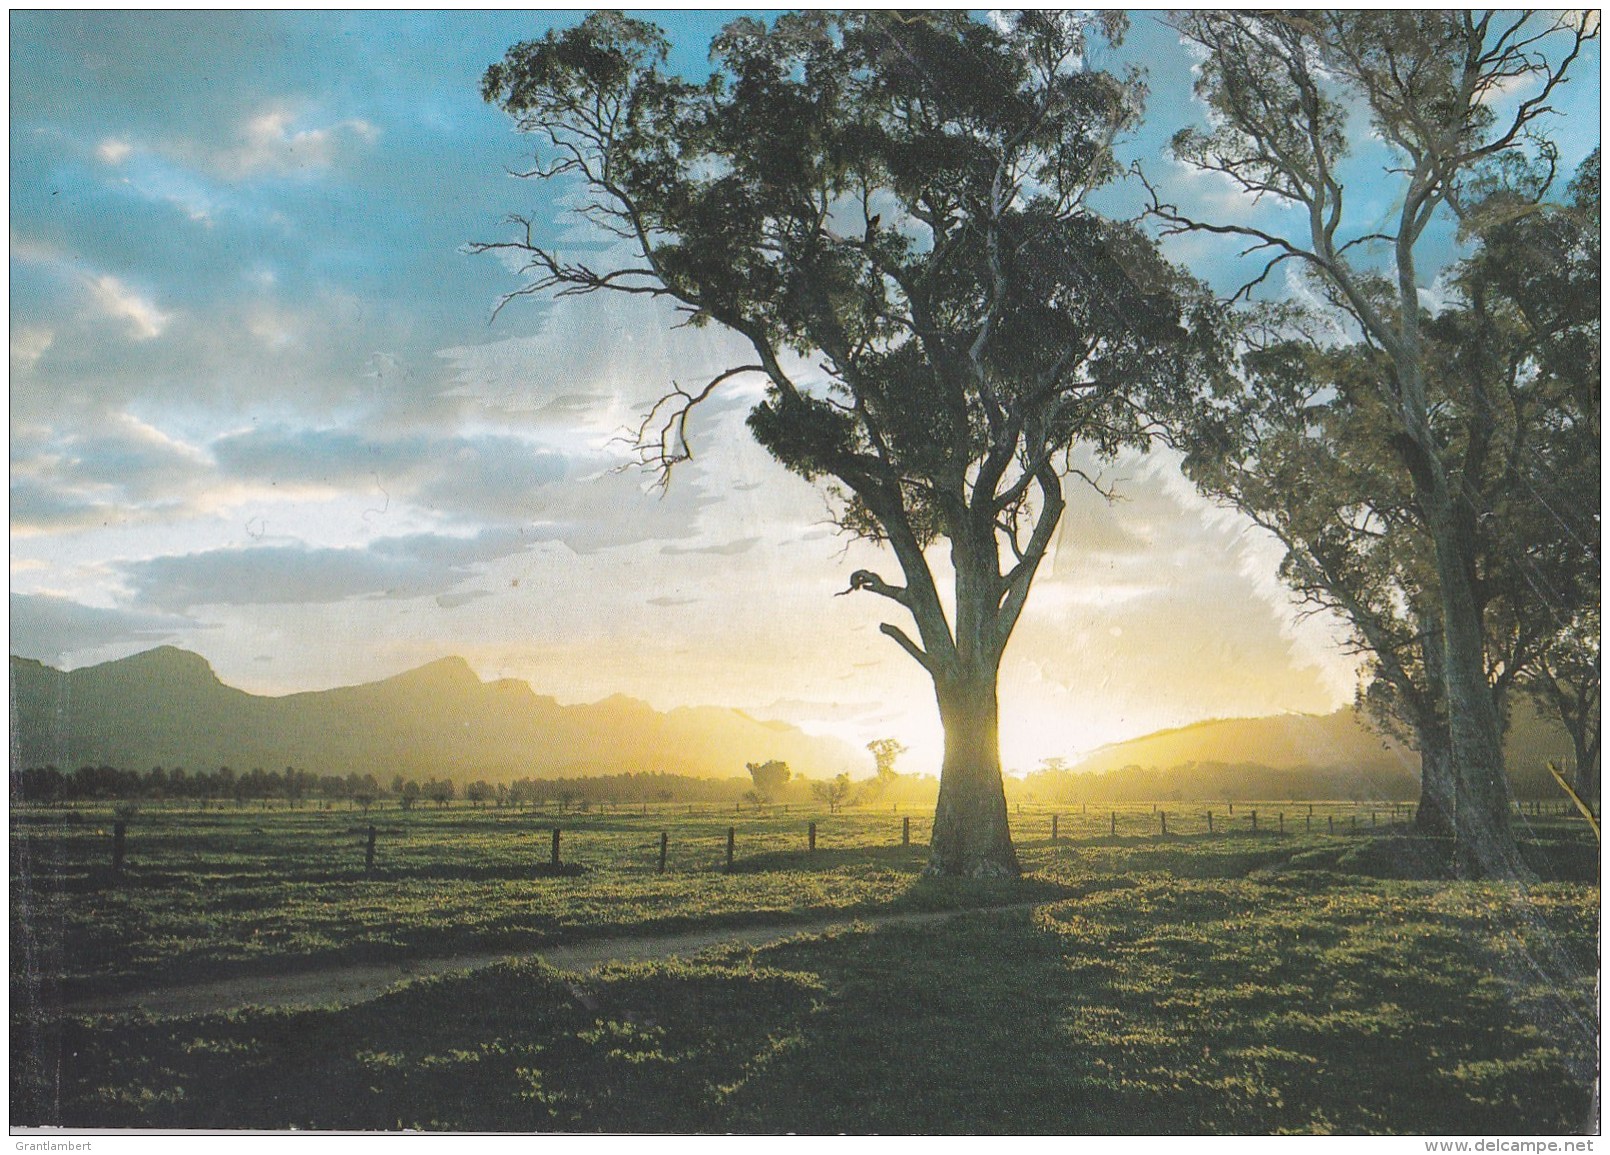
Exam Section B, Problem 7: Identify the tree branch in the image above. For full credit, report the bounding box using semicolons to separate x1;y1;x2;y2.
614;365;766;490
879;622;933;672
837;569;912;608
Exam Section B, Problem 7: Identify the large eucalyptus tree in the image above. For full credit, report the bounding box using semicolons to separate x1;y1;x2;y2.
477;11;1212;875
1154;11;1596;876
1176;324;1461;838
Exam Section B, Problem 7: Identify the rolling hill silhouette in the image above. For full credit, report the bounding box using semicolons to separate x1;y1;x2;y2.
9;647;862;781
1069;710;1417;777
11;647;1573;791
1061;702;1572;798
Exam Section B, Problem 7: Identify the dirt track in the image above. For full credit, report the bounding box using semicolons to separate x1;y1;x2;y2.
65;903;1041;1019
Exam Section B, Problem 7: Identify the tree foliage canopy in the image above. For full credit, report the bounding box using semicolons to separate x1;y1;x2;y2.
1158;9;1599;840
479;10;1224;877
479;10;1216;683
745;759;791;802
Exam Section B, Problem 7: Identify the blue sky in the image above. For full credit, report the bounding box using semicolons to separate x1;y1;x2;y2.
9;11;1600;771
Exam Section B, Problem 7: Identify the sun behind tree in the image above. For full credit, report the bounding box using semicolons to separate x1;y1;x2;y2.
478;11;1217;876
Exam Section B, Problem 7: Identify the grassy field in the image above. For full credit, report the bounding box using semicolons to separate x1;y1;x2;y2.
10;799;1599;1133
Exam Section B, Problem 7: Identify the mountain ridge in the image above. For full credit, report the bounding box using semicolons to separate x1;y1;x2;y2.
9;647;863;781
1065;700;1571;783
12;647;1574;789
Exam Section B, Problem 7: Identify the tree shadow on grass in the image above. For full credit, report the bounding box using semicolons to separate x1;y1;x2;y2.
725;880;1598;1134
1273;835;1598;884
1038;831;1599;886
21;873;1597;1135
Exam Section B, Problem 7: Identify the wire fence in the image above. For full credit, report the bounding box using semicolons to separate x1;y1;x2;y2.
13;797;1593;883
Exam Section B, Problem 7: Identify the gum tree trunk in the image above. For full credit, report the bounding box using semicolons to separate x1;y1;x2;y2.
1412;625;1455;840
927;669;1019;877
1388;341;1520;877
1414;726;1456;840
1574;743;1600;811
1420;478;1521;877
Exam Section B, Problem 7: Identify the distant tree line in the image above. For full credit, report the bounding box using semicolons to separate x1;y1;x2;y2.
9;765;864;809
15;755;1570;810
11;764;376;806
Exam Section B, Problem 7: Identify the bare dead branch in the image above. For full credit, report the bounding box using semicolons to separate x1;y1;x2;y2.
610;364;766;491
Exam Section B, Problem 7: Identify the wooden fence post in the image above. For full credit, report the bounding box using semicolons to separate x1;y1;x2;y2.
1328;815;1335;835
658;831;668;874
903;816;912;846
1251;810;1258;832
1207;810;1214;834
1110;810;1117;836
551;827;561;867
1278;812;1284;834
112;820;127;878
1160;811;1168;836
726;826;735;873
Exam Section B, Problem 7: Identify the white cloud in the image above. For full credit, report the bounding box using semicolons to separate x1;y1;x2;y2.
93;140;224;224
1165;151;1300;220
11;230;66;265
246;304;301;350
11;411;216;535
87;273;171;339
215;105;377;179
11;326;54;372
10;477;110;536
96;137;134;165
15;232;177;342
1417;268;1461;317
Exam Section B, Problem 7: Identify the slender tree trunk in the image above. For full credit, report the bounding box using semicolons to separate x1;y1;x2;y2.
1572;732;1599;810
1550;676;1602;810
926;669;1019;877
1412;622;1455;839
1387;346;1519;874
1415;724;1456;839
1421;484;1522;878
